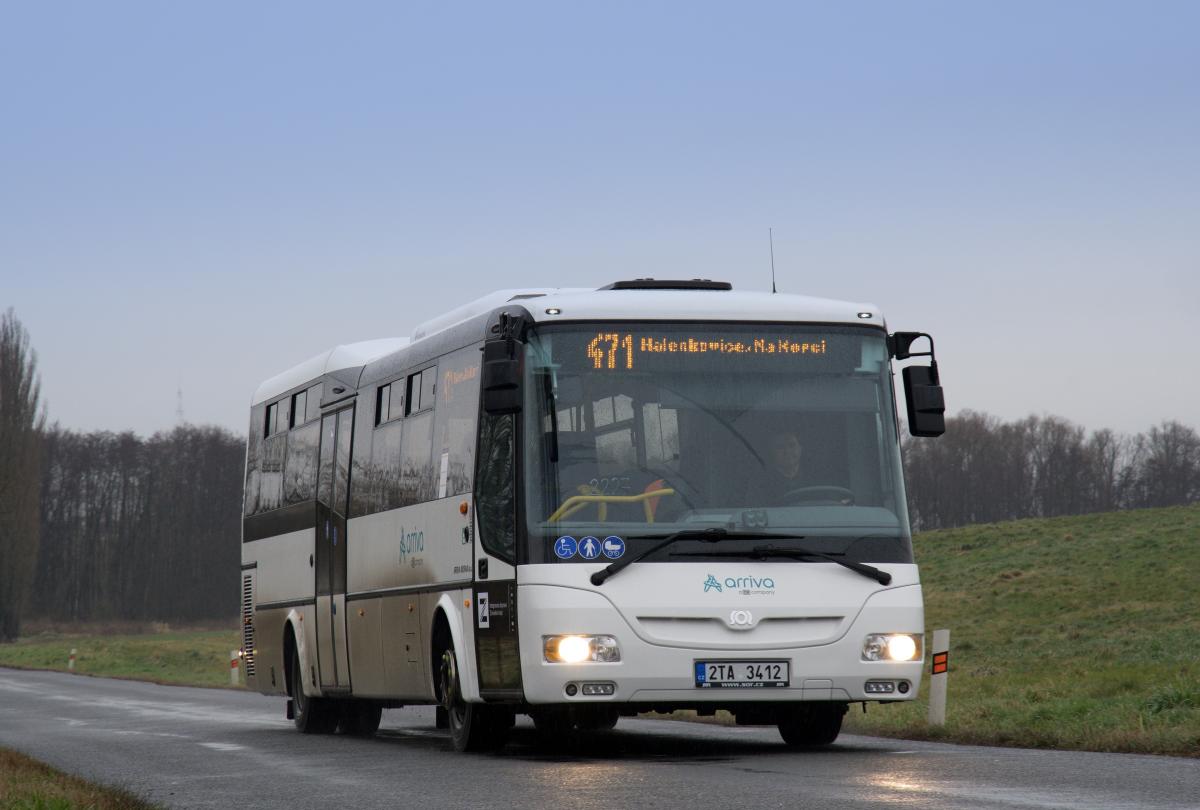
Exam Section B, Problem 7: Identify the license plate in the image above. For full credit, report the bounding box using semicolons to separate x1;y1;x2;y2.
694;660;789;688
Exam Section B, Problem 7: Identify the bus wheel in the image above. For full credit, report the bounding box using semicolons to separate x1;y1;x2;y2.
777;703;847;747
574;706;619;732
530;707;575;743
290;647;339;734
439;646;508;752
338;701;382;736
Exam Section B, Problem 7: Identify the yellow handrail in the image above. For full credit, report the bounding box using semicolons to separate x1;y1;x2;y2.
547;488;676;523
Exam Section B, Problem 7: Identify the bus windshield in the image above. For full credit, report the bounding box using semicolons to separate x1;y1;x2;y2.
521;323;914;564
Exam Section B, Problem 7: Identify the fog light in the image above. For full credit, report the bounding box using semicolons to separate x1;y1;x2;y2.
865;680;896;694
543;635;621;663
581;682;615;696
862;633;923;662
565;683;578;696
897;680;910;694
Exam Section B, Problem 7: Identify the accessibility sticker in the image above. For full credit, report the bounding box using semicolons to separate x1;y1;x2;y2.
602;536;625;559
554;536;578;560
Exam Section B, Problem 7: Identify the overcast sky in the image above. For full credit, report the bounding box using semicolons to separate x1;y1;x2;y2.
2;1;1197;438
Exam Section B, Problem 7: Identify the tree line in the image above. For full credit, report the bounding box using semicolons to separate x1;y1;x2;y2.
903;411;1200;530
3;308;1200;637
33;425;243;625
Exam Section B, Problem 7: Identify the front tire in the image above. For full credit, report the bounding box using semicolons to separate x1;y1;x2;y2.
290;646;339;734
777;703;847;747
440;647;510;752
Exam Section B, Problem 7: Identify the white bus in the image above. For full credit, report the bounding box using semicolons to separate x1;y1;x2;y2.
240;279;946;750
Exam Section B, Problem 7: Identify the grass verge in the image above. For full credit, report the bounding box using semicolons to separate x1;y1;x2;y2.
844;504;1200;757
0;625;240;689
0;747;159;809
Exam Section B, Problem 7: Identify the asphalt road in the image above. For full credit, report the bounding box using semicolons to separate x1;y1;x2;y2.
0;668;1196;810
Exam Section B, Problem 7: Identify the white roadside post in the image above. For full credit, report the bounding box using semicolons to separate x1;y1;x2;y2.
928;629;950;725
68;648;77;671
230;650;240;685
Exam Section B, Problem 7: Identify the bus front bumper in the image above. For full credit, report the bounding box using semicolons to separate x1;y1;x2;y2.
515;582;924;706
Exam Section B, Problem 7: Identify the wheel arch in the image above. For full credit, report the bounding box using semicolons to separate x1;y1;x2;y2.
282;610;313;698
430;591;480;703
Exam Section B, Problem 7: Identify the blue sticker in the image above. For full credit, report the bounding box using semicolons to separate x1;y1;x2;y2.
577;535;601;560
553;536;578;560
602;536;625;559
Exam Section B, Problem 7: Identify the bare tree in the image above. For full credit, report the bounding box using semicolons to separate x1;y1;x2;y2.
0;310;44;640
1135;421;1200;508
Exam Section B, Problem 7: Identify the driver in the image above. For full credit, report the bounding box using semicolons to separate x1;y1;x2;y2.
747;429;804;506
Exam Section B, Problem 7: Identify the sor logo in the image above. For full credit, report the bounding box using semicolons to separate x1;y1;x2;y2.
728;609;754;628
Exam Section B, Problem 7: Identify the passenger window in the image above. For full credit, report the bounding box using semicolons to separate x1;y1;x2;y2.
305;384;323;422
291;390;307;428
376;384;391;426
433;347;481;498
283;421;320;504
406;367;436;415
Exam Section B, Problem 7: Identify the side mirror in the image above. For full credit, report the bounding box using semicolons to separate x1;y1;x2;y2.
891;331;945;437
902;364;945;437
482;339;522;414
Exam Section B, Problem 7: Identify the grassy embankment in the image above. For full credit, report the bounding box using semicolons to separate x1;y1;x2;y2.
0;624;239;689
1;506;1197;756
843;503;1200;756
0;747;159;810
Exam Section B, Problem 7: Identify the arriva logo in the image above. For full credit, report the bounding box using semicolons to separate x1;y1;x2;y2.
398;525;425;562
703;574;777;593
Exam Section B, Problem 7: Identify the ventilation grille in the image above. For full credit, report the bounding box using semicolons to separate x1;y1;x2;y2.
241;573;256;678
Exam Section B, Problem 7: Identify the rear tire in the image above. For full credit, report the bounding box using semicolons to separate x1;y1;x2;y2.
338;701;383;736
290;646;339;734
777;703;847;747
440;646;509;752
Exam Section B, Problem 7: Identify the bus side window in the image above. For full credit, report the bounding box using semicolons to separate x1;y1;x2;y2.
434;347;482;498
244;403;265;517
476;412;515;564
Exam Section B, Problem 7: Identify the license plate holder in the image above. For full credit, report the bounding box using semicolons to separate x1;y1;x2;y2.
694;660;789;688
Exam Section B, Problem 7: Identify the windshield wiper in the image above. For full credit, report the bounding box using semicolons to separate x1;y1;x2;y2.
590;527;746;586
673;542;892;586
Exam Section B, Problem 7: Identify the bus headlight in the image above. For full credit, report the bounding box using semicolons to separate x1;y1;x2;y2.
543;635;621;663
862;633;922;662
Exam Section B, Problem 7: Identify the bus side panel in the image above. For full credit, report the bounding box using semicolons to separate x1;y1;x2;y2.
243;527;315;696
347;498;472;699
347;499;472;594
249;606;289;696
379;593;429;699
253;528;316;605
346;596;386;695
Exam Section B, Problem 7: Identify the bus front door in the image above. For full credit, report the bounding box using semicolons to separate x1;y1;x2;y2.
315;407;353;690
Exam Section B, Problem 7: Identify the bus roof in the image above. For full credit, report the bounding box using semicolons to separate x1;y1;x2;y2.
252;338;409;406
409;283;884;342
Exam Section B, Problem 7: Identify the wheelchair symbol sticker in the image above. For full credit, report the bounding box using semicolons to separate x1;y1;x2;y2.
554;536;578;559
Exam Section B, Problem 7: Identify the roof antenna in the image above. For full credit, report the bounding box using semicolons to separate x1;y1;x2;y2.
769;227;777;294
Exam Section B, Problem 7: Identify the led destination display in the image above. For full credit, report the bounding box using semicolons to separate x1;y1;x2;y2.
584;331;844;372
